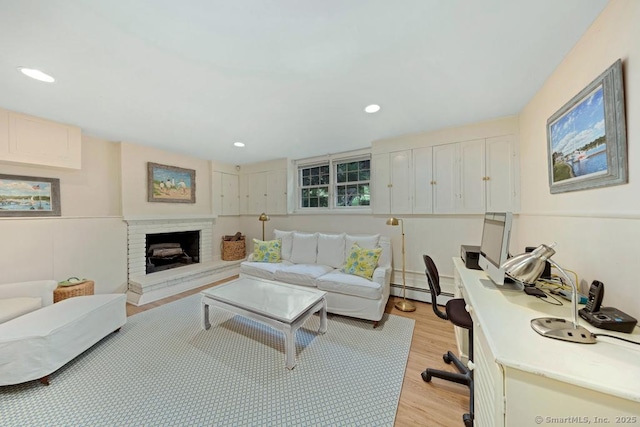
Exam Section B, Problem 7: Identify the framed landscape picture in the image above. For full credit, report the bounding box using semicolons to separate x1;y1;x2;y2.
547;59;627;194
0;174;61;217
147;162;196;203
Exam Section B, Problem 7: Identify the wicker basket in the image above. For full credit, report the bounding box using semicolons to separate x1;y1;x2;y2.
222;237;246;261
53;280;95;303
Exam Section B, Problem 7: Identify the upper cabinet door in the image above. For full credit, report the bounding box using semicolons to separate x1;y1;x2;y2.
485;135;516;212
221;172;239;215
266;169;287;215
459;139;485;213
432;144;458;213
248;172;268;214
5;111;81;169
372;153;391;215
412;147;433;214
390;150;412;214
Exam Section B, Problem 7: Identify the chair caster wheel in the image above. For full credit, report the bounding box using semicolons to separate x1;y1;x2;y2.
443;353;452;364
421;370;432;382
463;412;473;427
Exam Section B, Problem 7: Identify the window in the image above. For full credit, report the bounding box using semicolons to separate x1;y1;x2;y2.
297;154;371;210
300;165;330;208
335;159;370;207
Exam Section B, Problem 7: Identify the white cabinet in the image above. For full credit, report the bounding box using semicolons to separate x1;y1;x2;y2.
432;143;459;213
432;136;516;214
485;135;516;212
412;147;433;214
266;170;287;215
212;171;239;216
0;108;82;169
241;170;287;215
372;150;422;215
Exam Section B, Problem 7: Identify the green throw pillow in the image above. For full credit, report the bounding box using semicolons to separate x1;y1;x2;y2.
252;238;282;263
342;243;382;279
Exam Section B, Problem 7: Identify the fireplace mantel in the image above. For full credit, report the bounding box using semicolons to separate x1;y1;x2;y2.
123;215;217;224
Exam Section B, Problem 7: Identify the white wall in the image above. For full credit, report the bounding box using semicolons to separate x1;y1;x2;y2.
518;0;639;315
0;135;127;293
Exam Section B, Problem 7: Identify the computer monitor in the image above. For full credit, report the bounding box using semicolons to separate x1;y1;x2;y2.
478;212;513;286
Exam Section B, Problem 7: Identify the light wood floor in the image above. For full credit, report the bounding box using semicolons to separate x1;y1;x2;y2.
127;277;470;427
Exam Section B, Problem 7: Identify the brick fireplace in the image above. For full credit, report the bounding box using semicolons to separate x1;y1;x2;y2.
124;216;240;305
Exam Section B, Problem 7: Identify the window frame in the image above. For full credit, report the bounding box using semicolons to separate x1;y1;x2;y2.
295;151;371;212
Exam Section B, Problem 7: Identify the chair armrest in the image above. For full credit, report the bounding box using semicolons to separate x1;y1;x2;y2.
0;280;58;306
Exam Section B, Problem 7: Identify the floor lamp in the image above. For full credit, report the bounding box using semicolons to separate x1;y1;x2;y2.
386;217;416;312
258;213;270;240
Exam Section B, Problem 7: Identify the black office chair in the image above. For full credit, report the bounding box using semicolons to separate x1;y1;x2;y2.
421;255;474;427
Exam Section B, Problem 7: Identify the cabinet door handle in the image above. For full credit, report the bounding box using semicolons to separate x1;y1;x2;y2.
467;361;475;371
387;184;393;188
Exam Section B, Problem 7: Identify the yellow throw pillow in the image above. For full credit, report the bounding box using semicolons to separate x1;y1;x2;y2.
342;243;382;279
252;238;282;263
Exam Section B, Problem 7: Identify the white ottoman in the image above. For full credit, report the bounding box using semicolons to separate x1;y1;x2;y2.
0;293;126;386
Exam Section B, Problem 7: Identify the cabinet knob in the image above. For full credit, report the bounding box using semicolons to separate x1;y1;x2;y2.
387;184;393;188
465;304;472;313
467;361;475;371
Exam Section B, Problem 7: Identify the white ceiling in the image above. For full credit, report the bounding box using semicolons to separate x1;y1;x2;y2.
0;0;608;165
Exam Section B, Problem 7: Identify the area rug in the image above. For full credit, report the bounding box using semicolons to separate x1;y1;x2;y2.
2;294;414;426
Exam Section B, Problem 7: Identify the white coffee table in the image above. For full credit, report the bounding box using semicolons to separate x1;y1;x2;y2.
201;277;327;369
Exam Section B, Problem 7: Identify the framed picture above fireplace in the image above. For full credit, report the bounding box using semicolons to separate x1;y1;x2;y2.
147;162;196;203
0;174;61;217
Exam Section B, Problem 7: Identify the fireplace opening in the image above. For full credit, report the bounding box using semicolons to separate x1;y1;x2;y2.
146;230;200;274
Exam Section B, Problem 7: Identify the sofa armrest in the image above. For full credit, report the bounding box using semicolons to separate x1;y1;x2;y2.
0;280;58;307
371;266;391;288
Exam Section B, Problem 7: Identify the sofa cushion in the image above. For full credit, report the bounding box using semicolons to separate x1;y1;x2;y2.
343;244;382;279
316;271;383;300
252;238;282;263
240;260;292;280
274;229;294;261
317;233;345;269
290;232;318;264
274;264;334;287
0;297;42;324
345;234;380;254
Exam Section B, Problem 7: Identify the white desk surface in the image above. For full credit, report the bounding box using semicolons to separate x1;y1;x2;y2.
453;257;640;403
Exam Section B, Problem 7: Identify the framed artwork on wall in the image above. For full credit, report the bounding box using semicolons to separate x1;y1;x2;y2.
547;59;627;194
147;162;196;203
0;174;61;217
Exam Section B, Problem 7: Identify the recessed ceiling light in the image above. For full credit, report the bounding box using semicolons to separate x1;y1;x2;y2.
234;142;245;147
364;104;381;114
18;67;55;83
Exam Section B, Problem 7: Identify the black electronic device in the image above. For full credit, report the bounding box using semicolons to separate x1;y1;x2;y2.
525;246;552;279
578;281;638;333
460;245;481;270
524;287;546;298
584;280;604;313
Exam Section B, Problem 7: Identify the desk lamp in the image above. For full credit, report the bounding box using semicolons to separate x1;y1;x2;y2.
501;243;596;344
386;217;416;312
258;213;270;241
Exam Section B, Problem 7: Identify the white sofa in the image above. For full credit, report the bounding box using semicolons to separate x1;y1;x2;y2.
240;231;392;324
0;280;126;386
0;280;58;323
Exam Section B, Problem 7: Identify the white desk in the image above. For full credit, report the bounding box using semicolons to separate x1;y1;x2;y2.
453;258;640;427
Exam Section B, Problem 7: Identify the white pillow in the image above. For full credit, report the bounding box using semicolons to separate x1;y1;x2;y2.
345;234;379;250
345;234;380;264
316;233;345;268
290;232;318;264
274;229;294;261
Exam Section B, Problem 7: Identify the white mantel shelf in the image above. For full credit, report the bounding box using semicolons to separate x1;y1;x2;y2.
123;215;217;223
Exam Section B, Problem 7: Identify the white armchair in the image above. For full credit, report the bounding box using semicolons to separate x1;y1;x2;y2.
0;280;57;324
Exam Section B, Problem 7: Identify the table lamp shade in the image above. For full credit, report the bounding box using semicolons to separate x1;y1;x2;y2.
501;244;555;285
